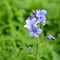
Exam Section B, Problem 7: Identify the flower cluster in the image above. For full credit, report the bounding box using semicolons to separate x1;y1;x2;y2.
24;10;47;37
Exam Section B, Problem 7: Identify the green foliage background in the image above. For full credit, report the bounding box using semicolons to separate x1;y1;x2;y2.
0;0;60;60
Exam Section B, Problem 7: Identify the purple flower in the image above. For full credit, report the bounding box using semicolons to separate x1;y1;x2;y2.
24;17;37;29
31;10;47;26
24;17;42;37
36;15;46;26
47;35;56;40
29;26;42;37
39;10;47;15
24;9;47;37
36;10;47;17
35;10;47;26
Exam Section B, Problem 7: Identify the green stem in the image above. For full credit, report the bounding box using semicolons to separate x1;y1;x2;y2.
35;38;39;60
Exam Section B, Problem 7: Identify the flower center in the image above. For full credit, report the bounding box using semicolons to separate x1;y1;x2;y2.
33;29;37;33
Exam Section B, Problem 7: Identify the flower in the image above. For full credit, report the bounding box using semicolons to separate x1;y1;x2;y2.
36;15;46;26
47;35;56;40
36;10;47;17
36;10;47;26
24;17;37;30
24;17;42;37
31;10;47;26
24;9;47;37
29;26;42;37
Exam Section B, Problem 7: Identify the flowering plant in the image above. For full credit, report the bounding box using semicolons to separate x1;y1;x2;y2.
24;9;47;37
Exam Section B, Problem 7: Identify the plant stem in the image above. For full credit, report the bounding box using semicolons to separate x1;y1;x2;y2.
35;38;39;60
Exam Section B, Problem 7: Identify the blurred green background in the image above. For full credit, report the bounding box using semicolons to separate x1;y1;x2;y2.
0;0;60;60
